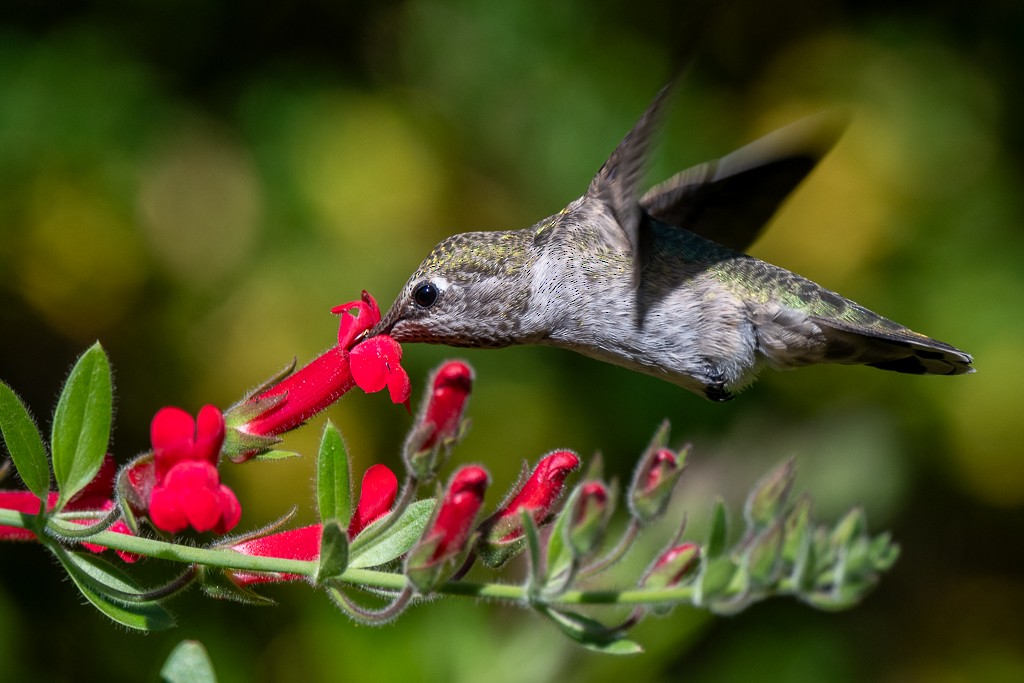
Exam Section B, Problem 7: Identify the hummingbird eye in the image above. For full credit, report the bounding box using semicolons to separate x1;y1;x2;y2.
412;281;439;309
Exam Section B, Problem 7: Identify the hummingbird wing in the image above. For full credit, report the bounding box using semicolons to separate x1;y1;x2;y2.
585;83;675;279
641;111;846;252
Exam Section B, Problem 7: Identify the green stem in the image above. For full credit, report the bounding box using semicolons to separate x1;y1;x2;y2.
0;508;698;607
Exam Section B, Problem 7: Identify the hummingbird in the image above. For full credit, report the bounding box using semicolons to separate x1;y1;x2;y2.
369;85;973;401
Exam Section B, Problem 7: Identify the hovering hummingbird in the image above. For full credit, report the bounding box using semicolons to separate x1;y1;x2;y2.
369;85;973;401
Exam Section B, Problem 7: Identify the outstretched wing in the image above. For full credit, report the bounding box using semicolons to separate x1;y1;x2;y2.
641;111;846;253
584;83;675;277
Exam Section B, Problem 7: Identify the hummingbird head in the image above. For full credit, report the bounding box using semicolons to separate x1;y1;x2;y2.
369;229;541;348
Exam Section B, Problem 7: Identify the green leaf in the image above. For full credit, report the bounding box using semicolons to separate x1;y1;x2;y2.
349;499;435;569
541;607;643;655
544;491;577;591
316;520;349;583
0;381;50;500
781;493;813;565
50;545;175;631
521;508;544;593
706;497;728;558
316;421;351;525
161;641;218;683
51;343;112;509
697;556;737;604
252;449;302;462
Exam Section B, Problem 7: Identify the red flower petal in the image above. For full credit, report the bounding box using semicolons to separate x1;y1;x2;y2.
350;335;411;405
348;464;399;538
334;291;382;350
151;405;226;481
148;461;240;535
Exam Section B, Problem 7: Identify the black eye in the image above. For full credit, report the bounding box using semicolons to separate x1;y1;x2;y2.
413;281;439;308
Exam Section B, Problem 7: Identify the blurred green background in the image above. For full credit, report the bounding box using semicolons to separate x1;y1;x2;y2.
1;0;1022;681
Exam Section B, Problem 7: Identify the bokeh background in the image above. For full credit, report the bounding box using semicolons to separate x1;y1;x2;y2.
1;0;1022;681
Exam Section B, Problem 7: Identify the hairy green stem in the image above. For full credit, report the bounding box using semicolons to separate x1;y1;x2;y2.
1;508;699;607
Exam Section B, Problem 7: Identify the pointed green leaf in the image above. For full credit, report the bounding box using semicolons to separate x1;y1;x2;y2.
706;497;728;558
522;508;544;592
541;607;643;655
316;421;351;524
252;449;302;462
697;555;737;603
316;520;349;582
161;641;218;683
544;491;577;590
50;545;175;631
348;499;435;569
51;343;112;508
0;381;50;500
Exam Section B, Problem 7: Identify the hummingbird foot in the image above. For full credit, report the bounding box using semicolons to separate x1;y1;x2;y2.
699;360;735;402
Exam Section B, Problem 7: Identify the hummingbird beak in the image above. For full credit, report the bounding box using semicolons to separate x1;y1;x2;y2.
365;305;400;341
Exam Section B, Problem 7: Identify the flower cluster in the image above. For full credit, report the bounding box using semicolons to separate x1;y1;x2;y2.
0;298;901;654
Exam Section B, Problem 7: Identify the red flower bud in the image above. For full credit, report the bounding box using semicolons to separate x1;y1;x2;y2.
419;361;473;451
347;464;399;538
478;451;579;568
642;542;701;590
567;480;612;557
406;465;489;593
628;446;687;523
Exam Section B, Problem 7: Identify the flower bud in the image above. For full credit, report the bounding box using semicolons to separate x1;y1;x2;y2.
566;481;612;557
405;465;489;593
477;450;579;568
404;361;474;480
642;542;701;590
628;446;687;524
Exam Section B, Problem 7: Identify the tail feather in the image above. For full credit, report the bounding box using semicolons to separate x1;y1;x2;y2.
816;319;974;376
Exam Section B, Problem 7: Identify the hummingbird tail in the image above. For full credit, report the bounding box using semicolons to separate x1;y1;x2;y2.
816;320;975;376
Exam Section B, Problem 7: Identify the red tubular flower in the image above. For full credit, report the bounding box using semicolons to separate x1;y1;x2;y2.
229;524;322;585
226;291;410;450
477;451;580;568
145;405;241;535
406;465;489;593
1;455;139;562
347;464;399;538
628;446;687;524
236;346;356;439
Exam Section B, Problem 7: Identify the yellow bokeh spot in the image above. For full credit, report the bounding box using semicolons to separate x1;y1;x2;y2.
16;176;145;339
137;124;262;286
